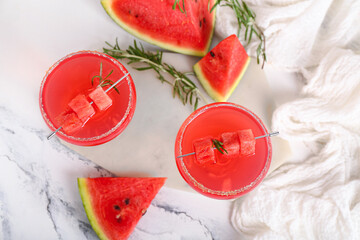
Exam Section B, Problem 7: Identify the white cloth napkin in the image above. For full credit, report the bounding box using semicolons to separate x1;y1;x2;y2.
216;0;360;239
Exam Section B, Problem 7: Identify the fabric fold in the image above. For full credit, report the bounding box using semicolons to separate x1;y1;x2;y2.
216;0;360;238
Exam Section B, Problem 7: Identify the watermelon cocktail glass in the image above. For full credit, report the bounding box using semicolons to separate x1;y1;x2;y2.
39;51;136;146
175;102;272;199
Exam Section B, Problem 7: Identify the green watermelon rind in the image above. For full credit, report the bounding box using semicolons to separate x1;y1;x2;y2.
193;57;251;102
101;0;216;57
78;178;109;240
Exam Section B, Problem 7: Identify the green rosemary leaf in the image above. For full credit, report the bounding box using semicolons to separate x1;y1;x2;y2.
91;75;102;86
99;62;103;77
104;69;114;80
100;82;110;87
101;79;111;85
172;81;177;98
245;25;249;40
242;1;251;16
212;139;228;154
194;97;199;111
105;41;113;48
135;66;153;71
248;28;254;44
113;86;120;94
172;0;177;10
211;1;220;12
185;91;190;103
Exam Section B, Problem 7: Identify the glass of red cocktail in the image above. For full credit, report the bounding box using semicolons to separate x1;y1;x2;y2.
175;102;272;199
39;51;136;146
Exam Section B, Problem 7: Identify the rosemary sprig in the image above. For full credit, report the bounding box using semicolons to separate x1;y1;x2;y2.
211;0;266;68
103;39;207;110
212;139;228;154
91;62;120;94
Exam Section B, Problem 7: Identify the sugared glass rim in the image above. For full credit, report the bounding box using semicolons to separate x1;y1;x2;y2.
175;102;272;199
39;50;135;143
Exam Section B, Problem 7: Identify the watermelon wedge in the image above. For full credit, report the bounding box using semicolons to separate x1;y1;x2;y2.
193;34;250;102
78;177;166;240
101;0;216;56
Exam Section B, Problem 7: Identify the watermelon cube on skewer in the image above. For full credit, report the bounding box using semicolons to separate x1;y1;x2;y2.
238;129;256;156
89;87;113;111
220;132;240;158
68;94;95;123
61;112;83;134
193;137;216;164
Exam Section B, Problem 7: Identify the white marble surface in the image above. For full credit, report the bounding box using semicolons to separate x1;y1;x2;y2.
0;0;244;239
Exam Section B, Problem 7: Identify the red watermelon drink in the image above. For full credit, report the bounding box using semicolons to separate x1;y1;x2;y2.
39;51;136;146
174;102;272;199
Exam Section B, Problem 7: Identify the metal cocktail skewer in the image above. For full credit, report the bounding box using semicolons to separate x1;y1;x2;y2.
176;131;279;158
47;73;130;140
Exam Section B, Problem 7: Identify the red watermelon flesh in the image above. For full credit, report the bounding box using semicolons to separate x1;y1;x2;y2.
89;87;113;111
60;112;83;134
68;94;95;123
193;137;216;164
78;177;166;240
220;132;240;158
101;0;216;56
193;34;250;102
238;129;256;156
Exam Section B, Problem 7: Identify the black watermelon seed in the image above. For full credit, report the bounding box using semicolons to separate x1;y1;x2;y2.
128;10;131;14
142;209;147;216
199;20;202;28
124;198;130;205
203;17;206;24
210;51;215;57
114;205;121;210
135;14;139;18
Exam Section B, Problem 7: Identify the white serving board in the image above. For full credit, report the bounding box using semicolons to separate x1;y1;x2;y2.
63;52;291;191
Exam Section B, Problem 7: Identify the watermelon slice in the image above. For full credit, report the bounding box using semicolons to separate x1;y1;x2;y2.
89;87;113;111
78;177;166;240
193;34;250;102
68;94;95;123
193;137;216;164
101;0;216;56
220;132;240;158
238;129;255;156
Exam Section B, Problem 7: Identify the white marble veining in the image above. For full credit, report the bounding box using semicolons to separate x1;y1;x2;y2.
0;104;239;239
